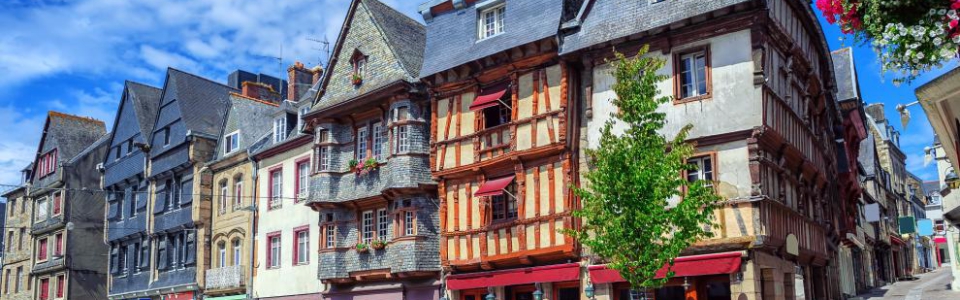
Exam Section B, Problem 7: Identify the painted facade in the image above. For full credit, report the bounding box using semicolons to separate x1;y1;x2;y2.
301;1;439;299
1;166;34;300
103;81;163;300
561;0;849;299
29;112;110;300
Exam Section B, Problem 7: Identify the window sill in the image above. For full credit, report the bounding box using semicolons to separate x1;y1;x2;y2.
293;262;309;266
476;32;505;43
673;94;712;104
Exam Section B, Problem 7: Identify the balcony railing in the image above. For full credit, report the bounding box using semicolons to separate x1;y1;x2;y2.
477;124;511;161
205;265;245;290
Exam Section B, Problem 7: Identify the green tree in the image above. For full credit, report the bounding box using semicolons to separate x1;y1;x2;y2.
569;46;721;292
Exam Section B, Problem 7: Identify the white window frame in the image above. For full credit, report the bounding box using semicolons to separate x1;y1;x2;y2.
396;126;410;154
687;155;714;186
325;225;336;249
405;211;415;236
361;211;374;244
232;240;241;266
372;122;385;161
297;161;310;199
679;51;708;99
270;170;282;209
296;230;309;265
273;117;287;143
234;179;243;208
268;236;281;268
218;243;226;268
478;3;505;40
297;106;310;131
317;129;331;171
356;127;368;159
219;183;228;214
377;208;388;240
223;131;240;155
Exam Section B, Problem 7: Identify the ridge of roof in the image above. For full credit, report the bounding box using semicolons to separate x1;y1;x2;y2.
363;0;426;78
168;67;236;90
230;92;281;107
48;111;105;126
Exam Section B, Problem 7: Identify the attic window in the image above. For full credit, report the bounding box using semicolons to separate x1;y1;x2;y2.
351;51;366;85
223;131;240;154
273;117;287;143
478;3;505;40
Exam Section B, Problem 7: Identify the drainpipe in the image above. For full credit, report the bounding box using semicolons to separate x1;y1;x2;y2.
246;151;259;299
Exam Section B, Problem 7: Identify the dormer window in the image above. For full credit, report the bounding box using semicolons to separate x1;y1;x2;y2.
351;51;366;85
478;3;505;40
223;131;240;155
297;106;310;131
273;117;287;143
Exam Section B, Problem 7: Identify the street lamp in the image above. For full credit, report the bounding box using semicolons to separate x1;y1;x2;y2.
532;283;543;300
486;287;496;300
584;283;595;299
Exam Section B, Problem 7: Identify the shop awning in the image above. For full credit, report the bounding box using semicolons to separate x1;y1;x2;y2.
469;87;508;111
446;263;580;290
588;252;742;284
474;175;516;197
935;237;948;244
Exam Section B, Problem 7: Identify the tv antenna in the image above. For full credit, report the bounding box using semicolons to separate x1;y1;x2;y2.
306;35;331;67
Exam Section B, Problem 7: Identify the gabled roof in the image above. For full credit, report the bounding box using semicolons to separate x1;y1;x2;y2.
212;93;281;161
159;68;238;137
36;111;108;161
859;132;877;177
311;0;425;113
126;81;163;138
419;0;563;77
68;134;111;165
831;48;860;102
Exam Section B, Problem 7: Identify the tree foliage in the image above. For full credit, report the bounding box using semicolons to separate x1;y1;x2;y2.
569;46;721;290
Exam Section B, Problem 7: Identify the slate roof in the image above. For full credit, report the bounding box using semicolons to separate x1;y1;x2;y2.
126;81;163;138
364;0;426;78
68;133;111;165
558;0;751;55
212;94;281;161
859;132;877;177
42;111;108;161
831;48;860;102
419;0;563;77
163;68;239;137
923;180;941;195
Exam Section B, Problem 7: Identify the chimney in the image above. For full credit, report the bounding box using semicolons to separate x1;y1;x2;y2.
865;103;886;122
312;65;324;85
242;81;281;103
287;61;316;101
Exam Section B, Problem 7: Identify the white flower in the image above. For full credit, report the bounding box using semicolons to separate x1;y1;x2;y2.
950;10;958;19
935;37;944;45
917;52;925;60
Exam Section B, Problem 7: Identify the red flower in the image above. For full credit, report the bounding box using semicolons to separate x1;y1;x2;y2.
952;0;960;10
951;19;959;29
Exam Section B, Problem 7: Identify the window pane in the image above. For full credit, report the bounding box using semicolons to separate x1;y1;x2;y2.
405;211;414;235
357;128;368;159
377;209;388;240
696;54;707;95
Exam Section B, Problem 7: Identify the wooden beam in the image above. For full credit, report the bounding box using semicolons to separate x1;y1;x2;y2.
439;97;455;170
454;95;462;167
543;69;556;145
532;70;540;147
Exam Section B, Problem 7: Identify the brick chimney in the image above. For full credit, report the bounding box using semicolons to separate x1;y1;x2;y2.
242;81;281;103
288;61;320;101
312;65;324;85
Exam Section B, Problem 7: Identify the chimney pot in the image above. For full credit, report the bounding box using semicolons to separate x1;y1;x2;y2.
288;61;318;101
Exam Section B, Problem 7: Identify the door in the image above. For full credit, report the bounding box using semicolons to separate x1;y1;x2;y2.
510;285;536;300
462;289;487;300
555;282;580;300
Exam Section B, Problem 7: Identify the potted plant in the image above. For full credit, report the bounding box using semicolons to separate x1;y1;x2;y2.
371;240;387;250
348;159;359;172
355;242;369;253
352;73;363;85
364;157;379;171
356;160;366;175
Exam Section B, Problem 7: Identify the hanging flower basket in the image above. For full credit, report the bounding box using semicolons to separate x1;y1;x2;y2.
364;157;379;171
356;243;370;253
352;73;363;85
817;0;960;83
371;240;387;250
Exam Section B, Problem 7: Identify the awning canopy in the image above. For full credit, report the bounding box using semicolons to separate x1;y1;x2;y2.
446;263;580;290
935;237;948;244
469;86;508;111
474;175;516;197
588;252;743;284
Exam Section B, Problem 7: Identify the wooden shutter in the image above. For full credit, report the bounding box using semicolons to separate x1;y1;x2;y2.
185;232;196;265
179;179;194;205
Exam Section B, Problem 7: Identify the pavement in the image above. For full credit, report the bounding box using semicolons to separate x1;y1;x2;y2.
858;267;959;300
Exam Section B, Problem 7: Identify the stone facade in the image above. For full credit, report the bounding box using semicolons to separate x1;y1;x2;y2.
1;183;33;300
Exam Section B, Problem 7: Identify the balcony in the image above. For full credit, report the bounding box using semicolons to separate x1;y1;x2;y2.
205;265;245;291
477;124;511;161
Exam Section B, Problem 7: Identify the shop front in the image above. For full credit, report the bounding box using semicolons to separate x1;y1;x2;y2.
159;291;194;300
587;252;742;300
324;279;440;300
446;263;582;300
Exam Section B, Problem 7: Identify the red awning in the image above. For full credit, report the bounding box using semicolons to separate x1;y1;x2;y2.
935;237;948;244
474;175;516;197
469;87;508;111
588;252;743;284
446;263;580;290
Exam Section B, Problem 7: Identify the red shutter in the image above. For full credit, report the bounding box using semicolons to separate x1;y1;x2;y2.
54;234;62;256
39;278;49;300
53;194;61;215
38;239;47;260
56;275;64;298
291;232;298;266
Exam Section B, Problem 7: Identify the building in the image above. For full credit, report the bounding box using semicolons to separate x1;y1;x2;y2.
202;84;285;300
831;47;873;296
906;172;933;273
28;112;110;300
1;165;34;300
859;123;898;286
418;0;584;299
298;0;439;298
142;68;236;300
915;66;960;291
922;179;947;268
249;65;324;300
102;81;163;300
560;0;846;299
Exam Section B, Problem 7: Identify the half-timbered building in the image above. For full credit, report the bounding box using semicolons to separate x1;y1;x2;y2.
419;0;583;299
560;0;848;299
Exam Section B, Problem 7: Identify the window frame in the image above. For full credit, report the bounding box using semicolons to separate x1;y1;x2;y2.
295;157;311;202
51;192;62;216
232;239;242;266
376;208;389;241
372;121;385;161
477;3;506;40
361;210;375;244
234;177;244;209
316;129;332;172
685;153;718;188
273;117;287;143
672;45;712;104
356;126;369;160
223;131;240;155
219;180;229;215
268;167;283;210
490;182;518;223
36;238;48;262
293;226;310;266
266;232;281;269
218;242;226;268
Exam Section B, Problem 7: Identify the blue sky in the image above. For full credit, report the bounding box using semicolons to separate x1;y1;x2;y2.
0;1;948;185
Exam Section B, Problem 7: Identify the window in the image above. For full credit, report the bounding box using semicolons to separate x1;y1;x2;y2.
274;117;287;143
15;267;22;293
491;183;518;222
38;149;57;178
686;155;714;186
37;238;48;261
119;245;127;275
7;200;13;217
219;181;228;214
6;232;12;252
38;278;48;300
361;211;374;244
372;122;385;160
396;126;410;153
218;242;226;268
52;192;61;216
127;140;134;155
232;240;241;266
676;48;710;101
132;243;141;273
156;237;166;270
114;146;121;161
404;211;415;236
298;107;310;131
4;269;9;294
127;186;137;218
18;229;24;251
267;233;281;268
356;127;368;159
351;53;366;83
164;179;174;210
223;131;240;154
234;178;243;208
269;169;282;210
36;197;48;221
294;228;309;265
324;224;336;249
162;127;171;146
296;160;310;201
55;275;64;298
377;209;388;240
317;129;331;171
478;3;505;40
53;233;62;256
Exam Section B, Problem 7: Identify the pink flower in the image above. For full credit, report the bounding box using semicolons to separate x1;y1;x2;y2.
952;1;960;10
952;19;959;29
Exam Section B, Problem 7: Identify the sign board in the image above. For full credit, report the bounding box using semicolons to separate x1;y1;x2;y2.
917;219;934;236
899;216;916;234
865;203;881;222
